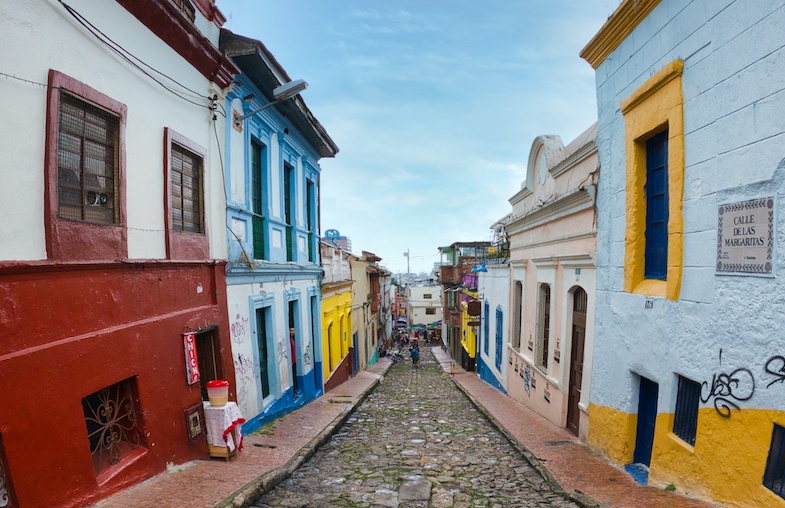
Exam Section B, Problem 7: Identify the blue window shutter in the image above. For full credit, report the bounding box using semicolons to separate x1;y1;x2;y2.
484;302;490;355
495;307;503;369
645;130;669;280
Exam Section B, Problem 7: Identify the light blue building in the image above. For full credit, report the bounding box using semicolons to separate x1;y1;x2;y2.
220;30;338;433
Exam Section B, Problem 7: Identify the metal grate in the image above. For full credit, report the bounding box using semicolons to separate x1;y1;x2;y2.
536;284;551;370
82;378;144;476
673;375;700;446
57;92;119;224
0;434;15;507
171;144;203;233
764;424;785;498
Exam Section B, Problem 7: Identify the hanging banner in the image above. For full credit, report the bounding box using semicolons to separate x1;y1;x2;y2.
184;332;201;385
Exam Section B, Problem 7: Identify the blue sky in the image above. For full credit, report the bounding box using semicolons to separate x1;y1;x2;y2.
216;0;618;275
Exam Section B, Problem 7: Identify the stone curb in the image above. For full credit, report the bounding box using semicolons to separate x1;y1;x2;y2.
446;372;604;508
215;366;392;508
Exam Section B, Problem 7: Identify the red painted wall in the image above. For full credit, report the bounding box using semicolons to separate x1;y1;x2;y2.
0;261;235;508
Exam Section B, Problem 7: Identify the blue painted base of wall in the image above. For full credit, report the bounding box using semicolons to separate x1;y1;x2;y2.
241;368;323;435
624;463;649;485
477;356;507;395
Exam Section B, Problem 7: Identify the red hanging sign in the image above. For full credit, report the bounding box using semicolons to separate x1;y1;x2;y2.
184;332;201;385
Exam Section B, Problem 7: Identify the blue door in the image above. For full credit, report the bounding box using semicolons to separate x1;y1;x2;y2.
352;332;359;374
633;377;659;466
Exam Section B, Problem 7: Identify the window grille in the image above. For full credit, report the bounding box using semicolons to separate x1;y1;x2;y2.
0;434;15;507
171;144;203;233
82;378;144;476
764;424;785;499
425;308;436;315
673;375;700;446
58;92;119;225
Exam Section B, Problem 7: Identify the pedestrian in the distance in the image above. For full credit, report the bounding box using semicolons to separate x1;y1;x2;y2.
410;341;420;368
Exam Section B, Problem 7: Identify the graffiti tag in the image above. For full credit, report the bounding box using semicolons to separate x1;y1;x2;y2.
700;368;755;418
523;365;531;396
230;312;249;344
303;344;312;367
764;355;785;388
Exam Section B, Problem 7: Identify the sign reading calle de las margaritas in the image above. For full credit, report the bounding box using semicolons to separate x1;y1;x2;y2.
716;197;775;275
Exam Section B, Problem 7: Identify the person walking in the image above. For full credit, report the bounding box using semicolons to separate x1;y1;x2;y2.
410;341;420;369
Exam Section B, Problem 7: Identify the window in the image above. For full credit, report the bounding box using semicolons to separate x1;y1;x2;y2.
172;0;196;21
764;424;785;499
644;130;668;280
45;70;127;261
424;293;432;299
306;179;316;262
82;378;145;478
170;144;203;233
251;140;266;260
284;162;295;261
495;306;503;370
512;281;522;350
164;128;208;259
621;59;684;300
426;308;436;315
535;283;551;370
673;375;699;446
58;93;120;226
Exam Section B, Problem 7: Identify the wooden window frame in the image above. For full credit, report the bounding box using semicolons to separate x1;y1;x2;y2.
44;70;128;261
164;128;209;260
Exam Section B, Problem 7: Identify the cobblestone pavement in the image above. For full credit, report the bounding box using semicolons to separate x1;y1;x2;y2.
253;348;580;508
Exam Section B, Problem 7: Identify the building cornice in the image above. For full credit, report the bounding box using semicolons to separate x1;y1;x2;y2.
580;0;662;69
550;141;597;178
506;186;596;235
509;186;533;206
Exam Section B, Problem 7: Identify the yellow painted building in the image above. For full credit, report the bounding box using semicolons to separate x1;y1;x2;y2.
321;287;352;380
582;1;785;506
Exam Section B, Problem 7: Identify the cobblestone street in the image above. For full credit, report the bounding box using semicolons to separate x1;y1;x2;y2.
253;348;579;508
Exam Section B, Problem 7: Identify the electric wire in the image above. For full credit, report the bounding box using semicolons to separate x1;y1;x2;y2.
57;0;214;111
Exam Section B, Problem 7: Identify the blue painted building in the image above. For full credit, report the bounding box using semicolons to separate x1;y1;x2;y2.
219;30;338;433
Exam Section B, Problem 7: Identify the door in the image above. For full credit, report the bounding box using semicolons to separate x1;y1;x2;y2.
567;288;587;436
633;376;659;466
255;307;270;399
352;332;359;375
196;327;223;401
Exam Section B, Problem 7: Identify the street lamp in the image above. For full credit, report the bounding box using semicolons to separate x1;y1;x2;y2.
234;79;308;125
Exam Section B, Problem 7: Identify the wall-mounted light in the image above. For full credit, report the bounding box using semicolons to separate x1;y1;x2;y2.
234;79;308;125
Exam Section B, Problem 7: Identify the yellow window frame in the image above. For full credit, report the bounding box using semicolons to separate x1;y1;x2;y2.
621;59;685;300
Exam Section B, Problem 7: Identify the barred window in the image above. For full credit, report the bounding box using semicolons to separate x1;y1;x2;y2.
764;424;785;499
82;378;145;477
171;144;203;233
673;375;700;446
425;308;436;315
57;92;119;225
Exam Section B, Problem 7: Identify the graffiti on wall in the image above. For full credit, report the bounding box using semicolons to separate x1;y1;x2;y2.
700;367;755;418
764;355;785;388
303;344;312;367
230;307;249;345
522;365;531;396
234;354;254;407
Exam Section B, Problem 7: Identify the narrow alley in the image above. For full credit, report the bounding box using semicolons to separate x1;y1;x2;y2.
253;348;579;508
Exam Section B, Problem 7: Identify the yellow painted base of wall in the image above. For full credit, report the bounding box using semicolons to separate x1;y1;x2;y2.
588;404;785;508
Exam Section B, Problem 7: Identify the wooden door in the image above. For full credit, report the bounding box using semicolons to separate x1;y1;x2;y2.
634;377;659;466
567;288;587;436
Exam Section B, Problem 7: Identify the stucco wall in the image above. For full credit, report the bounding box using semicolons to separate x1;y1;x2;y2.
590;1;785;505
478;265;510;390
0;0;227;262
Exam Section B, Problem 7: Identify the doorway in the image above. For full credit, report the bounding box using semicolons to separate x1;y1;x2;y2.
633;376;659;467
567;288;587;436
196;327;223;401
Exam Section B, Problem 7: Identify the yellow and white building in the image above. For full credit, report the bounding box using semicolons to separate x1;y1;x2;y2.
582;1;785;506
